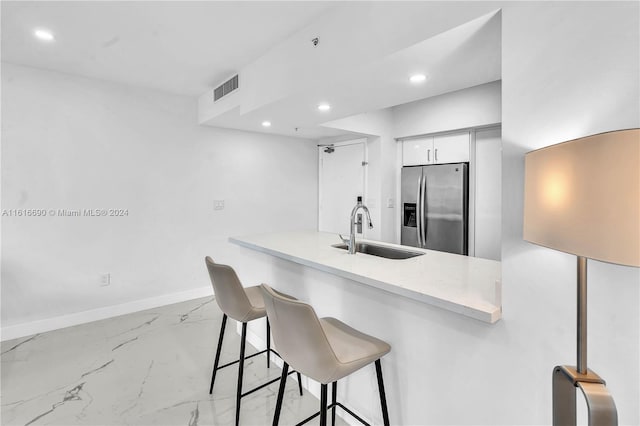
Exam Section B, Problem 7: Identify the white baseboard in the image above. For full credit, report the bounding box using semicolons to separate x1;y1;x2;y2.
1;286;213;342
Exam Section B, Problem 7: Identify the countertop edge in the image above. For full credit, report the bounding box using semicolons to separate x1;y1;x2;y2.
230;235;502;324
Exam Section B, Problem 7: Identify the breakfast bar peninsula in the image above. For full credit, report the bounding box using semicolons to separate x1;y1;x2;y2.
228;230;502;425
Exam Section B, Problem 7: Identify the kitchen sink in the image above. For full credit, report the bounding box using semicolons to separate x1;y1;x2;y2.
331;242;424;260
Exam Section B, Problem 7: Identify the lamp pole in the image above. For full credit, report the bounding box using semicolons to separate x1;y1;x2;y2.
552;255;617;425
577;256;587;375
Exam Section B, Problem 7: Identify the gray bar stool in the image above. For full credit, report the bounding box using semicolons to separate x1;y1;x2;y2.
204;257;302;426
260;284;391;426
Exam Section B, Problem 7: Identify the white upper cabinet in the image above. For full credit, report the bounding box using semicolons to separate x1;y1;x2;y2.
433;132;470;164
402;131;469;165
402;136;433;166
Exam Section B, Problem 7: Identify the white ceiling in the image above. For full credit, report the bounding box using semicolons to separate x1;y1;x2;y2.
1;1;335;96
1;2;501;140
203;9;502;139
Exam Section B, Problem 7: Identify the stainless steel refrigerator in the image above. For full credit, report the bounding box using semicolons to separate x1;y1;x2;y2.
401;163;469;255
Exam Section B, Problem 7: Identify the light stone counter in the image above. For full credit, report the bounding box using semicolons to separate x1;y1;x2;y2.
230;231;501;323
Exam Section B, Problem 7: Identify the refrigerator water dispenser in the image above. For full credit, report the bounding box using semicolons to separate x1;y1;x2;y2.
403;203;417;227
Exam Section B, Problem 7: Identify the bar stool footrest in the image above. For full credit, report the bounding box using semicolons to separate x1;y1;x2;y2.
241;369;299;398
294;401;371;426
217;348;271;370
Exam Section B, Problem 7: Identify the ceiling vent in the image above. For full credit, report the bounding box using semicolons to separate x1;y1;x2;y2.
214;74;239;102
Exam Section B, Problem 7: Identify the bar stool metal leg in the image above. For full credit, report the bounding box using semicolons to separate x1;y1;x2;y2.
236;322;247;426
266;319;271;368
320;384;328;426
375;359;390;426
273;362;289;426
211;316;302;426
331;381;337;426
297;372;303;396
209;314;228;394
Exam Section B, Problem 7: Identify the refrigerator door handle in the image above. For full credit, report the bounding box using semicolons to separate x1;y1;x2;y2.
421;173;427;247
416;174;423;247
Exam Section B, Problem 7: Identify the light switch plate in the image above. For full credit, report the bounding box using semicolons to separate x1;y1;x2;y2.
99;273;111;286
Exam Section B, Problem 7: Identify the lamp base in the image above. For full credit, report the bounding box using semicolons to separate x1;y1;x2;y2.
553;365;618;426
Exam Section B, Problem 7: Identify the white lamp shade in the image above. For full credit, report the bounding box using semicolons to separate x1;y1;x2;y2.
524;129;640;267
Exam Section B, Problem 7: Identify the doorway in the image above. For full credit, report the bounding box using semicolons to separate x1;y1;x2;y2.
318;140;366;236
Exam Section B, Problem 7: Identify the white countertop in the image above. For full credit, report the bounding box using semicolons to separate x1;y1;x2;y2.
230;231;502;323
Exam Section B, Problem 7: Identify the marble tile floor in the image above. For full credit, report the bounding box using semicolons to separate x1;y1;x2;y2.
1;297;347;426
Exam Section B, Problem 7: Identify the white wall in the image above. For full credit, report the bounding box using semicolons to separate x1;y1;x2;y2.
392;80;501;138
1;63;318;338
501;2;639;424
320;80;501;141
233;2;639;425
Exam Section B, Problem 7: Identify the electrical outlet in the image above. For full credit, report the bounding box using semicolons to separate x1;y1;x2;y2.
99;273;111;287
386;198;395;208
214;200;225;211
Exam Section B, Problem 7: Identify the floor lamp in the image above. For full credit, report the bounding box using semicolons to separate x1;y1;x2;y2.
523;128;639;426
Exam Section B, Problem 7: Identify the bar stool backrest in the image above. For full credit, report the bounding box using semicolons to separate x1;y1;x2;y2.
261;284;338;383
205;257;254;322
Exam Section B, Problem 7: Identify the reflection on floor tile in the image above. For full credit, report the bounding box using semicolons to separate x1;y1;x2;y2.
1;297;346;425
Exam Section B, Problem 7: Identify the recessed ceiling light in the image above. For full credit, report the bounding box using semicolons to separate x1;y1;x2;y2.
34;29;55;42
409;74;427;83
317;103;331;112
261;121;271;127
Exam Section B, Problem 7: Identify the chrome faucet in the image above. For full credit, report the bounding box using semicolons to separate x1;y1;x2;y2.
339;196;373;254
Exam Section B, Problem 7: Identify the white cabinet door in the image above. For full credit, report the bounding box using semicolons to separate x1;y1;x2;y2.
403;132;469;165
433;132;470;164
402;137;433;166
